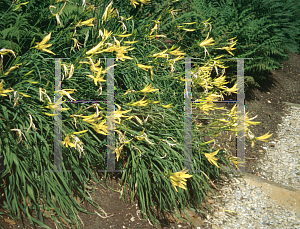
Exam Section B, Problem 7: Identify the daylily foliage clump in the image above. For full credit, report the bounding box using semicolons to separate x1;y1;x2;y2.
0;0;272;228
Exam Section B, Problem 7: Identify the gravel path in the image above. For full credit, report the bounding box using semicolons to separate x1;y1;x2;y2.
254;104;300;190
204;103;300;229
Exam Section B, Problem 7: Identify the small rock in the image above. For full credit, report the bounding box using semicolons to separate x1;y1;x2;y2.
207;198;214;204
212;224;224;229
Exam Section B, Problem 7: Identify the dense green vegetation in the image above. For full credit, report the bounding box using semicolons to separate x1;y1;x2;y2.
0;0;298;228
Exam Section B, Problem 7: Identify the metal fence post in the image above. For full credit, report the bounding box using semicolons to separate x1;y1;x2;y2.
44;57;123;174
181;57;253;174
45;58;71;173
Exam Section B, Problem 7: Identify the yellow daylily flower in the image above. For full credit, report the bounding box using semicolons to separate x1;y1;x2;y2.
147;17;162;35
137;64;154;80
230;111;261;133
211;73;227;88
217;106;261;135
57;89;77;101
105;103;132;124
169;46;186;56
216;37;237;56
49;2;66;27
135;128;146;141
204;149;220;168
126;16;133;20
92;120;108;135
129;0;139;8
26;114;38;133
139;0;151;4
0;80;14;96
139;83;158;93
114;48;135;62
215;118;230;123
199;32;215;59
100;37;134;61
199;139;214;146
82;116;103;124
164;167;193;192
18;91;31;97
52;11;63;27
245;112;260;126
222;83;238;95
182;28;196;32
150;49;169;60
167;55;185;66
201;18;212;34
34;33;56;55
203;93;223;102
97;28;113;40
127;95;149;107
133;115;143;125
147;100;160;104
4;64;22;76
86;41;105;55
228;103;237;117
114;143;125;162
88;73;106;86
72;130;88;135
194;76;214;92
123;40;138;44
62;135;76;148
39;88;52;103
137;64;154;71
87;66;107;86
10;129;27;144
43;96;70;112
228;156;245;169
102;1;117;22
196;102;216;115
85;5;96;13
79;17;95;27
255;131;273;142
169;8;181;20
0;48;16;57
183;22;197;25
43;112;59;116
79;113;99;119
73;109;103;124
71;38;83;52
12;0;29;11
87;56;101;71
161;103;173;108
115;129;134;146
121;88;137;96
61;63;74;80
67;134;85;157
155;34;167;39
25;80;38;84
119;122;153;146
116;32;132;38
